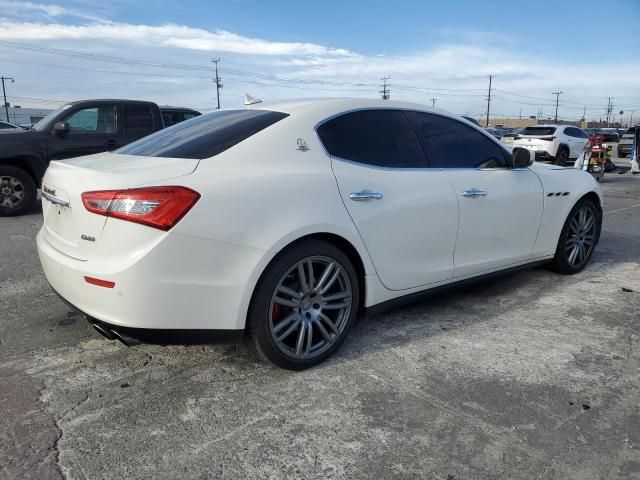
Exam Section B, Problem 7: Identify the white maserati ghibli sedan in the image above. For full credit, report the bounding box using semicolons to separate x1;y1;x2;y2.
37;98;602;369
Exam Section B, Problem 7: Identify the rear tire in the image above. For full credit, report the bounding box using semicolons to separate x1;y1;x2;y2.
554;147;569;166
248;239;360;370
0;166;37;217
548;198;601;274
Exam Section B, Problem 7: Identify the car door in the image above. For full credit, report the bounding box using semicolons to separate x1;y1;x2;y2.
46;104;118;160
318;109;459;291
405;111;544;278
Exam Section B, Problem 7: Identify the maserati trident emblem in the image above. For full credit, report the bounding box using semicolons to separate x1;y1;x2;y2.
296;138;309;152
81;234;96;242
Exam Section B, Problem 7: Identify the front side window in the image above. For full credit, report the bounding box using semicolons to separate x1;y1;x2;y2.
405;111;509;169
64;106;116;134
117;109;288;159
317;110;427;168
123;104;154;135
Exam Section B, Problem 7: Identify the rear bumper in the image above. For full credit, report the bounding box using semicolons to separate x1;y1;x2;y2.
37;227;274;331
513;144;554;159
51;286;244;344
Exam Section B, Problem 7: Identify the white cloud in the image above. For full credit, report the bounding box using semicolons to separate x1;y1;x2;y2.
0;1;107;22
0;21;354;57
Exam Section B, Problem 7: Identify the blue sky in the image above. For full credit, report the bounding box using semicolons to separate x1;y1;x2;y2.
0;0;639;122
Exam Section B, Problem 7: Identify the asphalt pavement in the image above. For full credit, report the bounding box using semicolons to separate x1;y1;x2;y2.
1;157;639;480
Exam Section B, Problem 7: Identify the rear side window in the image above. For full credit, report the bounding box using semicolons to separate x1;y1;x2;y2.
405;111;509;169
317;110;427;168
566;127;588;138
123;104;155;135
522;127;556;136
117;109;288;159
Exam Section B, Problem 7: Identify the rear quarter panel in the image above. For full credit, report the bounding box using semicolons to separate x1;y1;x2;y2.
168;113;375;273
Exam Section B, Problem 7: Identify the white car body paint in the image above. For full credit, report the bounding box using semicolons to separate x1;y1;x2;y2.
37;98;603;333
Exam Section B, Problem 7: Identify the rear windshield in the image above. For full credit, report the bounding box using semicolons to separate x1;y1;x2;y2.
521;127;556;136
117;109;289;159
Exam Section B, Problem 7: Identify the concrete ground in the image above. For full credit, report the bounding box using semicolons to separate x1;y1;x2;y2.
1;159;639;480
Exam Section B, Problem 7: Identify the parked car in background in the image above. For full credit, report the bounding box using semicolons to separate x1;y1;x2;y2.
37;98;603;369
501;128;523;148
160;106;201;127
594;128;620;143
0;120;18;129
0;99;169;216
485;127;503;139
616;128;627;138
512;125;589;165
584;128;596;136
462;115;480;126
617;127;636;158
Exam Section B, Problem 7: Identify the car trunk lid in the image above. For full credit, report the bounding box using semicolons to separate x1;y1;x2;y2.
41;152;199;260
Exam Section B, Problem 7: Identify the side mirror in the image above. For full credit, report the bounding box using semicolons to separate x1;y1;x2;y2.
512;147;534;168
53;121;70;135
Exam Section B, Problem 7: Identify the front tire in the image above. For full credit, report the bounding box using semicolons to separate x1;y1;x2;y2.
548;198;601;274
0;166;37;217
248;240;360;370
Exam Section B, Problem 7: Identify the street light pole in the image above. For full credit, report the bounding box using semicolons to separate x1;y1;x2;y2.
1;76;15;123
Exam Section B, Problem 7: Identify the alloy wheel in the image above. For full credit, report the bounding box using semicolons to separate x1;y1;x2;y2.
565;206;596;267
0;175;25;208
269;255;352;360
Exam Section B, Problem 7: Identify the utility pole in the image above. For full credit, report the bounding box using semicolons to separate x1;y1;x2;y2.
605;97;613;127
519;108;522;120
485;74;493;127
429;98;436;109
212;58;222;110
552;91;562;123
379;76;390;100
631;111;634;127
1;76;14;123
582;106;586;123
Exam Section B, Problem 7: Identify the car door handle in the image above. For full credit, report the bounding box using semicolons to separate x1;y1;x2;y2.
462;189;488;198
349;191;383;201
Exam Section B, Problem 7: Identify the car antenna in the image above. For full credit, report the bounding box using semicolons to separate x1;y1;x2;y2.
244;94;262;106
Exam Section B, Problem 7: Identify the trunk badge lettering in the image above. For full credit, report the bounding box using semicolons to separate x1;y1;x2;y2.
81;235;96;242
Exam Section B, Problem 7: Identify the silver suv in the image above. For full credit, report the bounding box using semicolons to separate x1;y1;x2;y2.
618;127;636;158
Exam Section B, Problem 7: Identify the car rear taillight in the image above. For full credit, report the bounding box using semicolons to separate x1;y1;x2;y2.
540;136;556;141
81;186;200;231
514;135;522;140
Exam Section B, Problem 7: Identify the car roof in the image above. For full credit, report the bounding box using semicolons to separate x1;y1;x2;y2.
67;99;156;105
246;97;441;117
